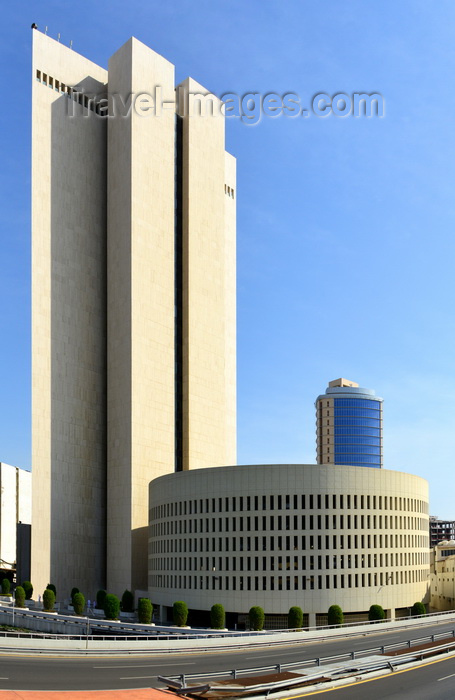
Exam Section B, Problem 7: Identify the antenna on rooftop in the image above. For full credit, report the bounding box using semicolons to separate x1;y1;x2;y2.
45;26;48;34
57;32;61;42
70;40;73;50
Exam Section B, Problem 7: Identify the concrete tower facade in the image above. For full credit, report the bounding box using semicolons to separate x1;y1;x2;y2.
316;378;383;468
31;30;236;598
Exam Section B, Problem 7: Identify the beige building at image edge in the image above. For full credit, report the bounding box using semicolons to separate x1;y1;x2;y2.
149;464;430;626
31;30;236;598
430;542;455;612
0;463;31;575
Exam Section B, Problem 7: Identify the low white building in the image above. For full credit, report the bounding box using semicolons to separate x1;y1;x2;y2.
430;541;455;611
0;462;31;574
149;464;430;628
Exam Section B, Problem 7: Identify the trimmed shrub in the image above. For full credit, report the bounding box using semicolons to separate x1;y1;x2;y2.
70;587;80;605
368;604;385;621
22;581;33;600
15;586;25;608
43;588;55;611
73;592;85;615
46;583;56;597
138;598;153;624
210;604;225;629
1;579;11;596
249;606;265;631
96;589;107;609
121;589;134;613
411;601;426;617
328;605;344;626
103;594;120;620
288;606;303;629
173;601;189;627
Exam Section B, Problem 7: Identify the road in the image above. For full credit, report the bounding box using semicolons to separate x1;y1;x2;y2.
299;655;455;699
0;618;453;691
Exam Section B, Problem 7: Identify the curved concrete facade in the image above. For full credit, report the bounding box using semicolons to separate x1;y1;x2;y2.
148;465;429;620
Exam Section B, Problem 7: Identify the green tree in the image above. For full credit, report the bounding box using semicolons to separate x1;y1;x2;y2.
103;594;120;620
411;601;426;617
96;589;106;609
368;604;385;621
73;592;85;615
249;606;265;631
46;583;56;597
173;601;189;626
288;606;303;629
22;581;33;600
1;579;11;596
210;604;225;629
15;586;25;608
70;587;79;605
121;589;134;613
328;605;344;626
43;588;55;611
138;598;153;624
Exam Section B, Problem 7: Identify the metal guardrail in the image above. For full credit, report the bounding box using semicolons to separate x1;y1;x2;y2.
159;629;455;684
159;640;455;696
0;604;454;641
0;605;454;655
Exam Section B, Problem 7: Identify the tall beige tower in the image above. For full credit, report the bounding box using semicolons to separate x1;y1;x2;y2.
31;30;236;598
31;30;108;599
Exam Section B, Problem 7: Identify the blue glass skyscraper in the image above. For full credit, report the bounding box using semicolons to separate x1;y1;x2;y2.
316;378;383;468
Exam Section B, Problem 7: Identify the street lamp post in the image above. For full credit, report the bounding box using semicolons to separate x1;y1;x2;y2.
377;574;393;594
86;614;90;650
212;567;220;589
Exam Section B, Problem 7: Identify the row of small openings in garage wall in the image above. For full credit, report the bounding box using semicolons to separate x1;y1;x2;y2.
151;549;429;573
150;532;429;555
224;184;235;198
151;493;428;518
150;567;428;593
36;70;105;114
151;512;429;539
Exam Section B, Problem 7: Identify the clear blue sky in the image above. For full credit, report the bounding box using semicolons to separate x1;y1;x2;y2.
2;0;455;518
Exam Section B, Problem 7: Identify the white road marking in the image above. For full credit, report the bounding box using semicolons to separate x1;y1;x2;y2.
245;651;305;659
438;673;455;681
94;662;195;669
120;675;160;680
